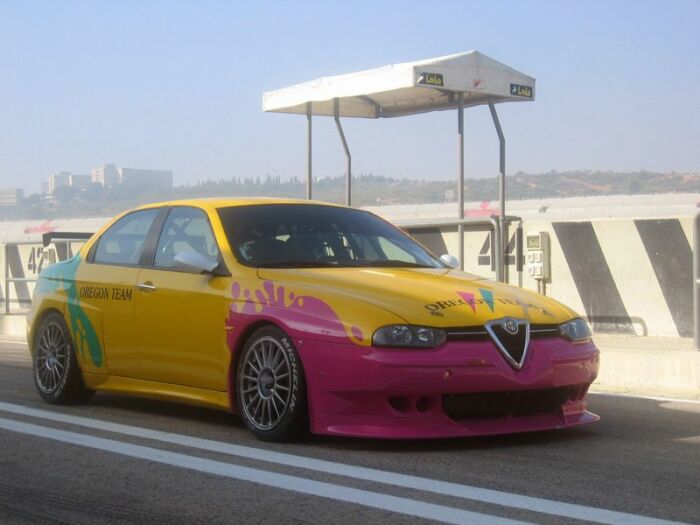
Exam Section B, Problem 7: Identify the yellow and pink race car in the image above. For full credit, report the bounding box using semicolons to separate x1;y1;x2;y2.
27;198;599;441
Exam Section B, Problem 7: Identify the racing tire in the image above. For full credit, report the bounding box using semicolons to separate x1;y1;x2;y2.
32;312;95;405
236;325;308;442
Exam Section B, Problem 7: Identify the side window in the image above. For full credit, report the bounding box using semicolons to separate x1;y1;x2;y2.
93;209;159;266
154;207;219;269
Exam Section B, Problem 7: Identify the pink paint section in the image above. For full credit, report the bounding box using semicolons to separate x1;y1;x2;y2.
225;280;365;412
457;291;476;313
227;280;363;346
301;337;600;439
223;279;599;439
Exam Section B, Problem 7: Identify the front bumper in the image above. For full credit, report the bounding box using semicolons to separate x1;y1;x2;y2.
299;337;599;439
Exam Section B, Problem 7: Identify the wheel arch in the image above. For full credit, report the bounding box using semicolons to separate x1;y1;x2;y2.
228;319;287;412
28;306;65;355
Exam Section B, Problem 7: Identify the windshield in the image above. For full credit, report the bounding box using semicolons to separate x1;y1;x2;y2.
217;204;445;269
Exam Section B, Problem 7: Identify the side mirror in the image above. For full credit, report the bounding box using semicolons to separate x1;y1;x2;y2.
173;251;219;274
440;254;460;269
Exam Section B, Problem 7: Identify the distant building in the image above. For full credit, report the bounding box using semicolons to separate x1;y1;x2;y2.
68;174;91;188
0;188;23;206
91;164;120;188
90;164;173;190
49;164;174;194
48;171;72;194
47;171;93;194
119;167;173;189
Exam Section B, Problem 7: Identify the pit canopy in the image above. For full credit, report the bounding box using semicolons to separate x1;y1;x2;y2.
263;51;535;117
262;51;535;279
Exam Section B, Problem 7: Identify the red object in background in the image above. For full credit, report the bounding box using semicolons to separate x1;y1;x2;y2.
24;220;56;234
465;201;499;217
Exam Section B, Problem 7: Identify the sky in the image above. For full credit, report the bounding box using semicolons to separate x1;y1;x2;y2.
0;0;698;193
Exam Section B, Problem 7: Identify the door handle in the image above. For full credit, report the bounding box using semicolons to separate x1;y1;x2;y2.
137;282;157;291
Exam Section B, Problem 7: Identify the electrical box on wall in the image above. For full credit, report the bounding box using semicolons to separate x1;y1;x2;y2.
526;231;550;281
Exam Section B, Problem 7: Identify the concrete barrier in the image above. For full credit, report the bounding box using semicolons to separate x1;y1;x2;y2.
591;334;700;400
0;315;27;338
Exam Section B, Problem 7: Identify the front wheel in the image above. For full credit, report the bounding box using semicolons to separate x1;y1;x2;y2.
236;326;307;442
33;312;95;404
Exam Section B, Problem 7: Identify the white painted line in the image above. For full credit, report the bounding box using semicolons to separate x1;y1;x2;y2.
590;392;700;405
0;401;690;525
0;417;530;525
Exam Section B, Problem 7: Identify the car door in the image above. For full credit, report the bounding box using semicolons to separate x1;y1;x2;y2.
134;206;230;391
81;207;162;377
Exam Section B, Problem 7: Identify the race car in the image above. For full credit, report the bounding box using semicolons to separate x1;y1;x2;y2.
27;198;599;441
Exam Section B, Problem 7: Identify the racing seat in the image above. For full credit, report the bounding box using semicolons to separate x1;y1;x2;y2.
247;238;289;266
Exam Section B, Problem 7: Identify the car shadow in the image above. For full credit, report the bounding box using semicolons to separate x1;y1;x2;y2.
88;393;244;429
307;424;600;453
82;391;700;457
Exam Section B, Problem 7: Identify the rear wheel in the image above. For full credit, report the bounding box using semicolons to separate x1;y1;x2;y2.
33;312;95;404
236;326;307;442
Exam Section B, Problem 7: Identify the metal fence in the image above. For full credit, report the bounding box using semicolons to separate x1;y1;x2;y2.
4;242;37;314
398;216;520;281
1;221;508;315
2;240;80;314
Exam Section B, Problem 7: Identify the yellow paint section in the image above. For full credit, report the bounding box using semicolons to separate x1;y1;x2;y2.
83;373;231;410
258;267;577;330
134;267;233;390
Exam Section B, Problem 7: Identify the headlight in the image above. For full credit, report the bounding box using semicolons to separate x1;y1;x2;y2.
559;318;592;342
372;325;446;348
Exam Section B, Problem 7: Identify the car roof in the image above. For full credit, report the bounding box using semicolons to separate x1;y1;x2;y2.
132;197;346;213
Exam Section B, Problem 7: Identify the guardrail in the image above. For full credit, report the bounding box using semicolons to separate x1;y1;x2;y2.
398;216;521;281
2;240;82;315
4;241;41;314
695;212;700;350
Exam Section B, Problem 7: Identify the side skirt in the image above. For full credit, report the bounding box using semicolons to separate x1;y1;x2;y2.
83;373;232;412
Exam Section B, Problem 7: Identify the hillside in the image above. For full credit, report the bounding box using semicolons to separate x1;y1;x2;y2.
6;170;700;219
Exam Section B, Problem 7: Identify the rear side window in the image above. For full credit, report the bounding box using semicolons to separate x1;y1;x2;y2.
93;209;159;266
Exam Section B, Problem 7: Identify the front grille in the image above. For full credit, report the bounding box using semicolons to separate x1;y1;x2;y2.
446;324;559;342
486;319;529;367
443;386;577;420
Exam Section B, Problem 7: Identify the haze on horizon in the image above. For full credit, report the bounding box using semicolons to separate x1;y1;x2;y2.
0;0;698;194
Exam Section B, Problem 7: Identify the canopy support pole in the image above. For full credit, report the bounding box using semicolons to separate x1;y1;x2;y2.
306;102;312;199
333;98;352;206
457;94;465;270
489;103;506;283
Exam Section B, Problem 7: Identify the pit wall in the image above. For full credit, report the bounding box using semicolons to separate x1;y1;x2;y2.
0;241;84;312
408;217;694;338
1;217;694;338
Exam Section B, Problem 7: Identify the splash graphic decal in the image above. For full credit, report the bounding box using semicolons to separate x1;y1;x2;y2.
480;289;495;312
36;256;105;367
228;280;364;345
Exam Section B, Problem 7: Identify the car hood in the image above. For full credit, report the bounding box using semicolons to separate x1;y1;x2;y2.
258;267;578;327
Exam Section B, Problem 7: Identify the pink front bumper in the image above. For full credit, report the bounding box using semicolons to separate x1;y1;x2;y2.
299;337;600;439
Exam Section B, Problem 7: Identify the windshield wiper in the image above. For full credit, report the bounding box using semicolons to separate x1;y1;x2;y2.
257;261;340;268
258;260;435;269
347;260;435;268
